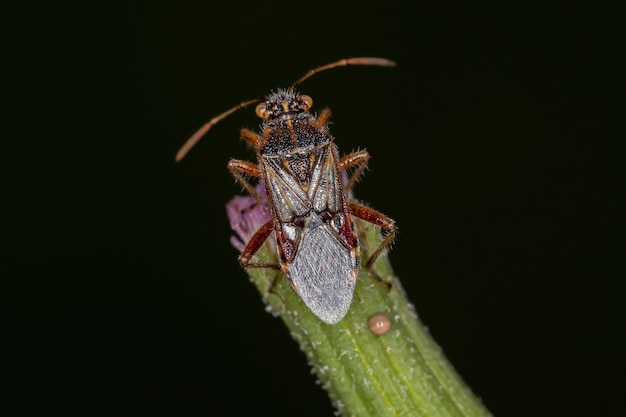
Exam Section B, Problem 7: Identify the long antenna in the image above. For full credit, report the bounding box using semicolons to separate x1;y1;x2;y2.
290;57;396;91
175;98;262;162
175;57;396;162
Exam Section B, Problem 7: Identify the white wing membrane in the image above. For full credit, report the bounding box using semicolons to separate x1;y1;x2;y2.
288;214;358;324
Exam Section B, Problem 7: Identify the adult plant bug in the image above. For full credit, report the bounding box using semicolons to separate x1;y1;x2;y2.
176;57;397;324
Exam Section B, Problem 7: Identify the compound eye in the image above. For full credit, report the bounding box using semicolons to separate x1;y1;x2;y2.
300;95;313;110
255;102;269;119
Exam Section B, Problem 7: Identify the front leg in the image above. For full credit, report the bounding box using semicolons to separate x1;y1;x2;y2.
227;127;265;198
227;159;262;199
316;108;370;191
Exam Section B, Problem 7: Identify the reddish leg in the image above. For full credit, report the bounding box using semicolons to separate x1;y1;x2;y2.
238;219;281;270
227;159;262;198
338;150;371;191
348;203;397;268
240;128;264;148
227;128;265;198
317;109;370;191
316;108;332;126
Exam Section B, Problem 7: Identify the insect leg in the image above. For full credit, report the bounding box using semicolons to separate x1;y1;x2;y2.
316;109;370;190
239;128;265;148
348;203;397;268
238;219;281;270
226;128;267;198
316;108;333;125
227;159;262;199
338;150;371;191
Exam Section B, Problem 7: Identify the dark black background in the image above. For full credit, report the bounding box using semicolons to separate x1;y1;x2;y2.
5;1;624;416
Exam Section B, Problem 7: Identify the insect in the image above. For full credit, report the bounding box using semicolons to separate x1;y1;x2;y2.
176;57;397;324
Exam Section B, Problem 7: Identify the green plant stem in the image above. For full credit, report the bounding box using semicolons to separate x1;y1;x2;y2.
244;218;493;417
